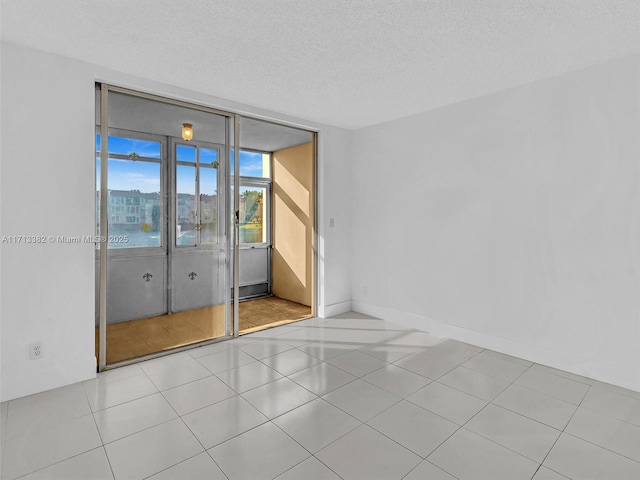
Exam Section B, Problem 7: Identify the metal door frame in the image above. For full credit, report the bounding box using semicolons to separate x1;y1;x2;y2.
232;117;317;331
97;84;236;371
97;84;317;371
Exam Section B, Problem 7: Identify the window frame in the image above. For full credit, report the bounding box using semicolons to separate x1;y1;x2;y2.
95;127;167;255
231;148;272;248
172;138;225;250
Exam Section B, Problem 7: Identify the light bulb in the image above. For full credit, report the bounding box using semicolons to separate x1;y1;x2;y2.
182;123;193;141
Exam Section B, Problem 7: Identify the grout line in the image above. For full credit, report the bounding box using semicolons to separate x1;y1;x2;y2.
9;316;639;480
533;380;592;476
11;447;112;480
180;395;271;452
284;362;361;397
366;404;457;460
456;406;555;466
101;445;117;480
204;451;231;480
401;459;462;480
433;367;513;403
501;373;586;408
399;360;563;473
578;395;640;427
99;415;179;447
529;363;594;386
138;451;226;480
559;430;640;465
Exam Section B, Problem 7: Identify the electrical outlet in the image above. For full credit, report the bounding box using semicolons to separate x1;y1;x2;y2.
329;218;335;228
29;342;43;360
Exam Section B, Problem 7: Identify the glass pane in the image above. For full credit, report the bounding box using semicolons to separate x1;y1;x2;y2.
229;183;235;245
96;134;161;159
229;117;235;174
240;151;270;178
199;167;218;244
177;144;196;163
98;89;231;368
200;148;218;167
239;186;266;244
176;165;196;246
96;156;101;242
107;158;161;248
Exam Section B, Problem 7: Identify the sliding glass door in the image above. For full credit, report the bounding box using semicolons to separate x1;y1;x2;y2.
234;117;316;333
170;139;228;318
96;85;232;369
96;85;317;369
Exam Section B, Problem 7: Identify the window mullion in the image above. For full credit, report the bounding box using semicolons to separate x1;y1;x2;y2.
195;147;201;245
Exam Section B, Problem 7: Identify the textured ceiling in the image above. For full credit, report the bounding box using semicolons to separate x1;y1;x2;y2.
2;1;640;129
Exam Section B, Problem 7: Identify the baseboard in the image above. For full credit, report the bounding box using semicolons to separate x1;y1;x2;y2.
322;300;353;318
352;301;640;393
1;358;96;402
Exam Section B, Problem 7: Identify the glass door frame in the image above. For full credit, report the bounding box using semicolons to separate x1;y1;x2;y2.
97;84;318;372
232;116;240;336
232;116;318;333
170;137;226;249
97;84;238;371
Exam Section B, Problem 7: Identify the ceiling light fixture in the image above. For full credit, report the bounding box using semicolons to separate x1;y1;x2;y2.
182;123;193;141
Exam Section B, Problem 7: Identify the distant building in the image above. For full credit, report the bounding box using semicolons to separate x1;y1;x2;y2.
107;190;162;230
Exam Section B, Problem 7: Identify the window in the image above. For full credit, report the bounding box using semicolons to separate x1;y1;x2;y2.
239;186;267;244
232;149;271;245
231;149;270;178
96;134;163;249
175;144;220;246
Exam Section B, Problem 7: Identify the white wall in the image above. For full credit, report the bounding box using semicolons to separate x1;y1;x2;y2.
351;54;640;392
1;44;97;402
0;42;353;401
317;127;353;317
0;1;4;467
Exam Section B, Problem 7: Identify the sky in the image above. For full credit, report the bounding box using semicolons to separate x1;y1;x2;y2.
96;135;267;192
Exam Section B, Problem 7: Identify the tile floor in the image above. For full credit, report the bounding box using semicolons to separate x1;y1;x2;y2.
2;312;640;479
97;296;312;364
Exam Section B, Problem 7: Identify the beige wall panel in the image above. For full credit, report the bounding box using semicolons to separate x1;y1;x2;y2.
272;143;314;306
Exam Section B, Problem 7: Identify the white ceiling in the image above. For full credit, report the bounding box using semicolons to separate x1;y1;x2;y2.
3;1;640;130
